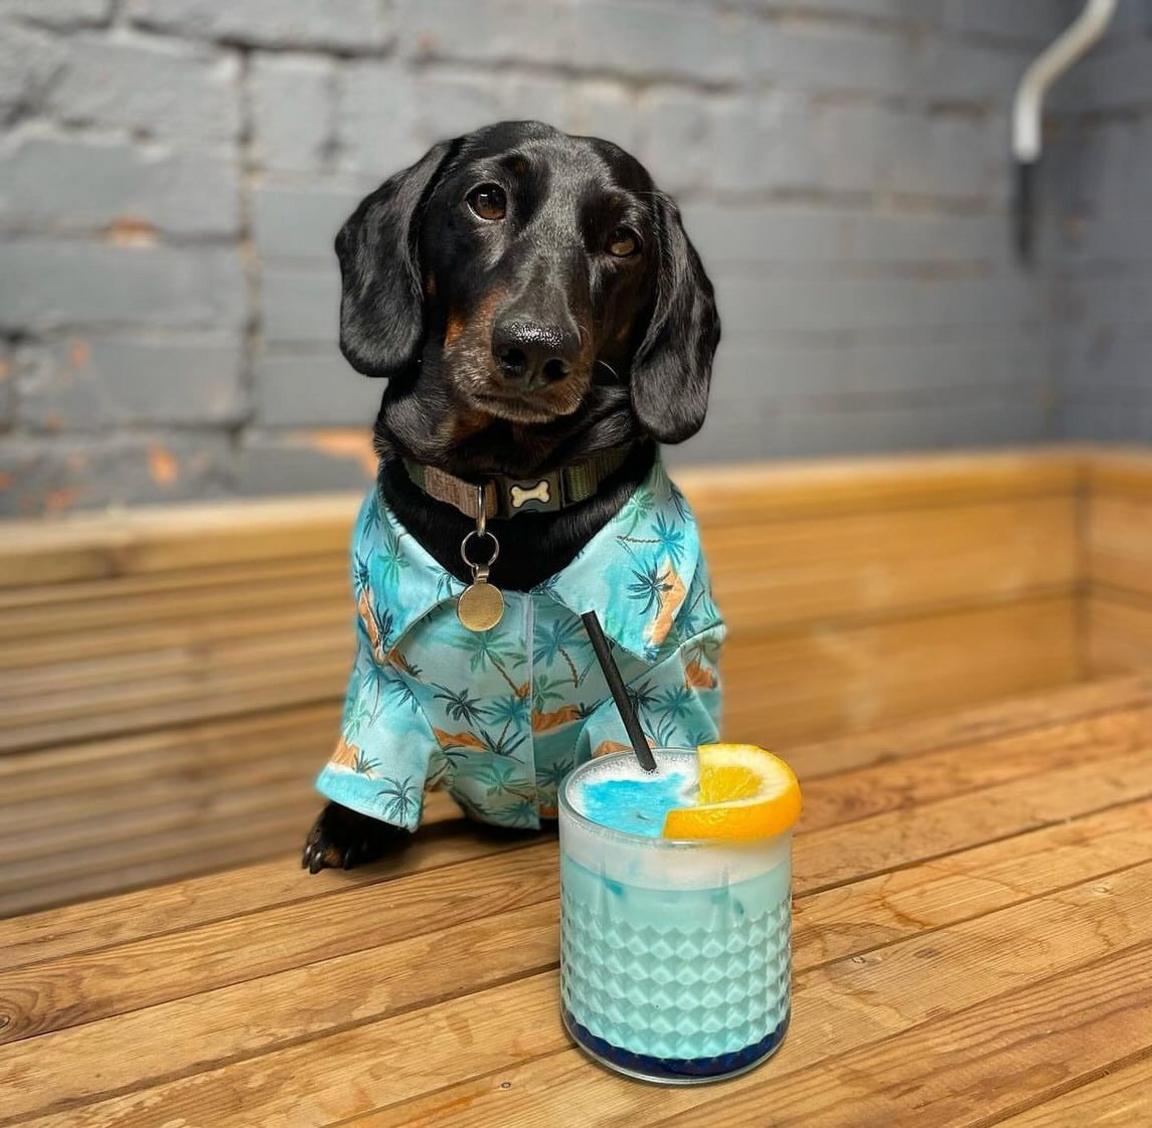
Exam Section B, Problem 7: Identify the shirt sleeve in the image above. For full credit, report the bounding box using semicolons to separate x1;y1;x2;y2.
314;636;443;831
314;493;443;832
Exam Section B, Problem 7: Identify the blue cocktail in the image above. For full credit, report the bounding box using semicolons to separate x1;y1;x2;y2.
559;748;792;1084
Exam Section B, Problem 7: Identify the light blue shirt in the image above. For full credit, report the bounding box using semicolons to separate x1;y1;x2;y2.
316;455;726;831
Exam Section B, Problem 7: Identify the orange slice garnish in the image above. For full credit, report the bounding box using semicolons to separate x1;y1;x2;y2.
662;743;802;841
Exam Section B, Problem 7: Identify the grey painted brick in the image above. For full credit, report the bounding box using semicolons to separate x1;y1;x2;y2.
254;348;382;426
1074;40;1152;111
0;431;232;516
234;431;376;496
129;0;393;51
0;239;246;331
707;91;816;194
713;275;1043;336
940;0;1071;44
0;20;66;119
846;212;1005;265
810;99;906;195
747;21;913;98
338;62;503;175
48;34;240;148
250;54;335;174
16;335;246;429
1;0;113;27
564;81;641;151
0;343;11;427
680;204;853;266
0;129;240;236
261;265;340;345
635;87;715;195
397;0;753;85
251;182;364;262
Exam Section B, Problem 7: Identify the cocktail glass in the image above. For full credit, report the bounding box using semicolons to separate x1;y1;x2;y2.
559;748;792;1084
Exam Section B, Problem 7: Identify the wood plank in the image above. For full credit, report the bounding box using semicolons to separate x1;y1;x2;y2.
723;596;1079;746
658;943;1152;1128
1088;495;1152;600
993;1052;1152;1127
794;705;1152;834
705;496;1078;632
25;858;1151;1128
0;558;348;648
0;657;348;755
0;703;341;805
4;709;1147;1046
677;448;1082;525
784;672;1152;778
0;843;562;1045
4;796;1150;1125
0;552;346;617
0;790;498;970
1088;446;1152;498
1088;593;1152;677
366;863;1152;1128
0;589;349;671
0;493;361;588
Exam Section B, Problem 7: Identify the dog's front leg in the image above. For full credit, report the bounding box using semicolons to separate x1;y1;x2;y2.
301;801;412;873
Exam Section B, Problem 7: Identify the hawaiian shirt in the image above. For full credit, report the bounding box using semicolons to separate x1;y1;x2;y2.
315;455;726;832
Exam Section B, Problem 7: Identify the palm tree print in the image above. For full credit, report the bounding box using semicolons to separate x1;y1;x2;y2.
532;672;567;714
628;560;673;616
352;750;380;776
432;683;488;726
377;524;410;588
449;631;526;696
533;617;591;686
377;776;420;824
617;512;686;568
653;683;696;722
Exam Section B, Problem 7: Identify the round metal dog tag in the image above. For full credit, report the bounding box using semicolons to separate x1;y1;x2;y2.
457;581;504;632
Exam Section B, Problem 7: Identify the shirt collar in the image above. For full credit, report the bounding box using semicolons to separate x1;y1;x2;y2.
361;453;701;663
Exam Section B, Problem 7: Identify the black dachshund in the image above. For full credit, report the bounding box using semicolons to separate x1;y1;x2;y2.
303;120;721;872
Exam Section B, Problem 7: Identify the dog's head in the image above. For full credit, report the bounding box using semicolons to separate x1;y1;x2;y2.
336;120;719;456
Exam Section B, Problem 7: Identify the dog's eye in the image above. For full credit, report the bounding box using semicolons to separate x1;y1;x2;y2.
467;183;507;221
607;226;641;257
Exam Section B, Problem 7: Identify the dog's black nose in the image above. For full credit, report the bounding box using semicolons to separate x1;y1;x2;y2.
491;319;577;389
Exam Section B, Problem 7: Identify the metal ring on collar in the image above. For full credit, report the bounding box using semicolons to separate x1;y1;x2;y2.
460;529;500;569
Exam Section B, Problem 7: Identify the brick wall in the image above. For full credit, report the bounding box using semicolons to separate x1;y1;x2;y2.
0;0;1083;515
1047;1;1152;442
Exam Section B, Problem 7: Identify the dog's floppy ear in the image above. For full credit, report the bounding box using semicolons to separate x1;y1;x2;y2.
628;192;721;443
335;140;456;379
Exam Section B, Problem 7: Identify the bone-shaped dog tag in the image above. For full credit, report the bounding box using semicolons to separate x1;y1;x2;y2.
510;480;551;509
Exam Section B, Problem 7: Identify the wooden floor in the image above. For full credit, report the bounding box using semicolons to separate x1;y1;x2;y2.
2;675;1152;1127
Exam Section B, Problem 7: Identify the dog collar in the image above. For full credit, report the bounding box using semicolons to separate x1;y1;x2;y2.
401;443;638;520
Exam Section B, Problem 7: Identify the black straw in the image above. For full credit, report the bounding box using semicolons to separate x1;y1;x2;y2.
580;610;657;773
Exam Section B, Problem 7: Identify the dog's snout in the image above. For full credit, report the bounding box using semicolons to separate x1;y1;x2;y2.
491;319;578;389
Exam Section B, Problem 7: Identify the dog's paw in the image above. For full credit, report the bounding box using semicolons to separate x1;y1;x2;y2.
301;802;411;874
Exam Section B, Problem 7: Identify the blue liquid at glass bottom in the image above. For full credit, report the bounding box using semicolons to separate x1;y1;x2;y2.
560;851;792;1083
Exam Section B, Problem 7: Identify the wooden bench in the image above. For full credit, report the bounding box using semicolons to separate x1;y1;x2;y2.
3;446;1151;916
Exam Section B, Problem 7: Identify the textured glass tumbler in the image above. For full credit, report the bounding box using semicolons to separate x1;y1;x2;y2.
559;749;792;1084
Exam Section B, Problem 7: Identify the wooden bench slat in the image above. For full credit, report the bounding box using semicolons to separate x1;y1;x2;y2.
5;796;1150;1125
367;864;1152;1128
705;495;1078;630
992;1052;1152;1128
658;943;1152;1128
724;595;1079;745
23;857;1149;1128
4;707;1151;1050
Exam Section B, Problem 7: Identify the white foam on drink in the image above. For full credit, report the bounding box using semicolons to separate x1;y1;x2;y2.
561;750;789;890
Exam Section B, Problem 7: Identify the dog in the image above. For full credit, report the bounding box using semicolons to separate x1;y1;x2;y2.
302;120;725;873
